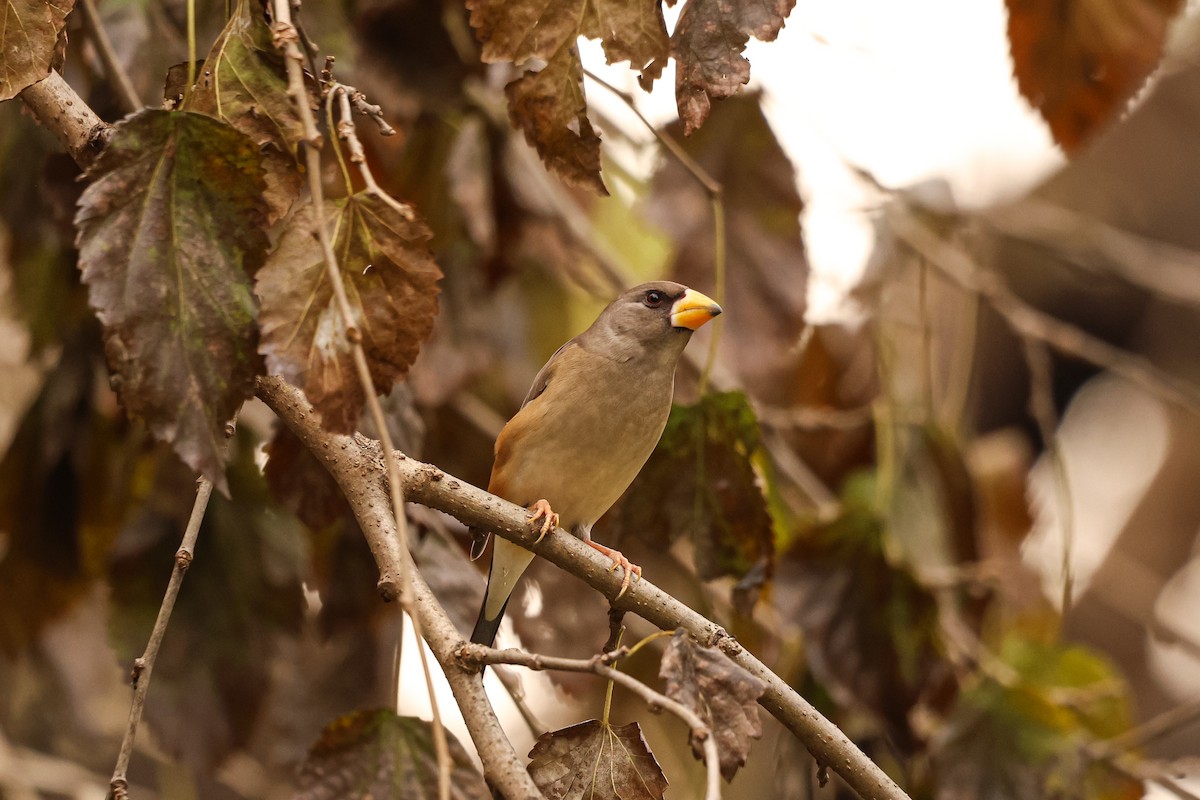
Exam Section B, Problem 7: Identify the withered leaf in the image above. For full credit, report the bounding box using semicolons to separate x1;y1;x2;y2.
468;0;667;76
506;44;608;196
296;709;489;799
256;192;441;433
107;434;307;769
75;110;270;494
668;0;795;134
0;0;73;100
1007;0;1183;152
527;719;668;800
775;473;949;751
264;424;349;530
183;0;306;219
660;630;765;781
602;392;774;586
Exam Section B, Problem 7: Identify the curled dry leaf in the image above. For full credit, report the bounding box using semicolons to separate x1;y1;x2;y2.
1006;0;1184;152
506;45;609;196
256;192;441;433
296;709;490;800
468;0;669;194
74;109;270;494
183;0;306;220
0;0;73;100
663;0;795;134
659;629;766;781
527;719;668;800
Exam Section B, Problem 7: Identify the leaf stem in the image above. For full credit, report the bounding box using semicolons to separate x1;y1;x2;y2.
184;0;197;104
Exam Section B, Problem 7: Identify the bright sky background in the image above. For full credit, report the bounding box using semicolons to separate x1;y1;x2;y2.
582;0;1063;323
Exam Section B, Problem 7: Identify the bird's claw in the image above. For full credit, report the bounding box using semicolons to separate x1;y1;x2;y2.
528;499;559;544
588;542;642;599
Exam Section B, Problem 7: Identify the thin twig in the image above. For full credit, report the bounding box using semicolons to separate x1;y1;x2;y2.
490;665;548;737
76;0;141;114
269;19;451;796
887;204;1200;415
1021;338;1075;615
465;645;723;800
18;71;111;169
108;419;233;799
1088;697;1200;761
256;375;912;800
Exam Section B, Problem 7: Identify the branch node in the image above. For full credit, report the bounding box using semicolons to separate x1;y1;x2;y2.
110;778;129;800
377;578;401;602
817;762;830;788
174;548;193;570
130;658;146;687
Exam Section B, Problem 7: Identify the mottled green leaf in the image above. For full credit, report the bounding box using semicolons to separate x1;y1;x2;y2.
74;110;270;494
295;709;489;799
934;632;1140;800
0;0;73;101
604;391;774;586
528;719;668;800
183;0;305;219
256;192;441;433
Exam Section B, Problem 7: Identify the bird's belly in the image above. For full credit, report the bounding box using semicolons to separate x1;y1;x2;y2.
502;385;669;529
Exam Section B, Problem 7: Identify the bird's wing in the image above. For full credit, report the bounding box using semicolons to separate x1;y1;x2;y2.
521;340;576;407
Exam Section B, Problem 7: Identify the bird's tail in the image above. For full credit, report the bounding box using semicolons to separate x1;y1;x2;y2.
469;593;509;648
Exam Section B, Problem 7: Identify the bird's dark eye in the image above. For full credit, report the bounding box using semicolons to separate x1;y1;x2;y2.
643;290;664;308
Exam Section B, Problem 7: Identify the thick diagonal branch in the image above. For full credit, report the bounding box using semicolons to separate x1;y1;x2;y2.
256;375;910;800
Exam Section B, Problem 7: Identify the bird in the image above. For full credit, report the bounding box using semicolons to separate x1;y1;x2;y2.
469;281;722;647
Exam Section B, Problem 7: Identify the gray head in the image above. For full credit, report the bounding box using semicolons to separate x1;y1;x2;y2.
580;281;722;361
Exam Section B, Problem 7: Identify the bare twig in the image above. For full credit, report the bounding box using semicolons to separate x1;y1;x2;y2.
18;71;111;169
464;645;723;800
256;375;912;800
269;8;453;798
490;665;548;738
76;0;142;114
108;444;228;798
1088;697;1200;761
887;204;1200;415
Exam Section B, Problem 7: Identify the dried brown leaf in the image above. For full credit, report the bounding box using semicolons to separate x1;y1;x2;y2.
264;424;350;529
506;45;608;196
527;719;668;800
660;630;765;780
1007;0;1183;152
256;192;441;433
296;709;489;799
74;110;270;493
0;0;73;100
667;0;795;133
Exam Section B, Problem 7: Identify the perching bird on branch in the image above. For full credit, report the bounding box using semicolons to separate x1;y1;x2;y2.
469;281;722;647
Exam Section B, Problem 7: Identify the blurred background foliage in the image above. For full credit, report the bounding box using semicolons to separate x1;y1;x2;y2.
3;0;1200;797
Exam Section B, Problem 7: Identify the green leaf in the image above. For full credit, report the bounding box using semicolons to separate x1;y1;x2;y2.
74;109;270;494
933;632;1141;800
527;719;668;800
256;192;441;433
182;0;305;220
295;709;489;799
604;391;774;587
0;0;73;101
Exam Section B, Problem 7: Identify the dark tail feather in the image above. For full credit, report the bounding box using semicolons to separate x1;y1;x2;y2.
470;595;509;647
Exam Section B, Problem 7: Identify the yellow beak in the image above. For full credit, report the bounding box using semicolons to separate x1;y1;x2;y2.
670;288;723;330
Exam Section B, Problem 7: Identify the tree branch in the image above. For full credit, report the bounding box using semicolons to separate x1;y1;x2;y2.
256;375;544;799
463;644;722;800
256;375;911;800
18;71;111;169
